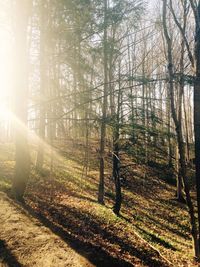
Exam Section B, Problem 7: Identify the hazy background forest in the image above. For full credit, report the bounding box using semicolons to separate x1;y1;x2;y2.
0;0;200;266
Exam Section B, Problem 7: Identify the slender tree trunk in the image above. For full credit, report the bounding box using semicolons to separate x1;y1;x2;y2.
175;15;186;203
163;0;199;258
113;62;122;216
194;1;200;254
98;0;108;204
36;1;46;171
183;90;190;161
175;145;184;202
166;88;173;167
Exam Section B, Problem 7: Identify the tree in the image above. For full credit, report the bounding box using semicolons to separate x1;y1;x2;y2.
98;0;108;204
112;60;122;215
36;1;47;171
12;0;31;201
191;0;200;255
162;0;199;258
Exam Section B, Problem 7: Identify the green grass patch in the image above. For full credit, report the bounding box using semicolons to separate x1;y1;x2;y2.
138;227;177;251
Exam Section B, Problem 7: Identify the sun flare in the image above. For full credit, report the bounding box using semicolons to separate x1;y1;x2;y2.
0;105;11;121
0;19;13;125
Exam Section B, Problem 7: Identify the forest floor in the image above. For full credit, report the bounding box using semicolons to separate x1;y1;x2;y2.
0;142;198;266
0;191;94;267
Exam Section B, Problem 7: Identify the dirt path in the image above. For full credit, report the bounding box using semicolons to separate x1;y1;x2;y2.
0;192;94;267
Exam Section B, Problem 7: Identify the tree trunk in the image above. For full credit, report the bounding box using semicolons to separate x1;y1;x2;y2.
113;62;122;216
163;0;199;258
12;0;31;201
98;0;108;204
36;1;46;171
194;1;200;255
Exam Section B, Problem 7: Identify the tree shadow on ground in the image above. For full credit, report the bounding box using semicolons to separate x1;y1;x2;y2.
27;177;99;206
21;201;132;267
20;194;169;267
0;240;22;267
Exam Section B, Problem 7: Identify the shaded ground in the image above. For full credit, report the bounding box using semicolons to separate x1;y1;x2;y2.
0;240;21;267
0;191;170;267
0;192;94;267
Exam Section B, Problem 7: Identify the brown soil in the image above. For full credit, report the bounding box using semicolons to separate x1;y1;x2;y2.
0;192;94;267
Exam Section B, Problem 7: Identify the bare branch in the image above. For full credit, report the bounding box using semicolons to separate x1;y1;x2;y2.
169;0;194;68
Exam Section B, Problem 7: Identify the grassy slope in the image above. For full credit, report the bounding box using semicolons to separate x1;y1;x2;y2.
0;143;197;266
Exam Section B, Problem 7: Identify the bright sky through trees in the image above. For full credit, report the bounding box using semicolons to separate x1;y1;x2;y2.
0;2;13;122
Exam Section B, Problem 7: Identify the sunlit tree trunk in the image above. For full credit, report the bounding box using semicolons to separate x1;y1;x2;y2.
36;1;46;171
12;0;31;201
175;9;187;203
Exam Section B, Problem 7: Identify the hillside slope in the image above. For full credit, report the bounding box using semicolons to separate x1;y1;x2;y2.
0;143;197;266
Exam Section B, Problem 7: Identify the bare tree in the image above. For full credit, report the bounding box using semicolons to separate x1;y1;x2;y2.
162;0;199;258
98;0;108;204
